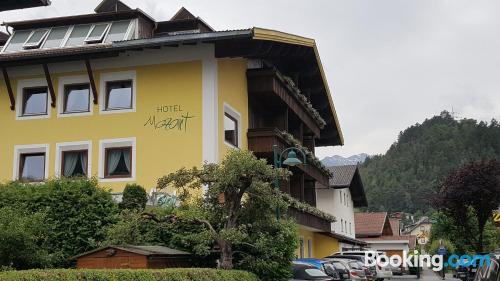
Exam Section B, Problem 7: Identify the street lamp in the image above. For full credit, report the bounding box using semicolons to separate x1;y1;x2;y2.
273;144;307;219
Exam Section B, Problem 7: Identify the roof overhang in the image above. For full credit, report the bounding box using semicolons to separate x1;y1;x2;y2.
321;232;368;246
0;0;50;12
0;27;343;145
329;166;368;207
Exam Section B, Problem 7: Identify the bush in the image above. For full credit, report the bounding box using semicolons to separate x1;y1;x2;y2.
0;268;259;281
120;184;148;211
0;178;118;267
0;207;53;269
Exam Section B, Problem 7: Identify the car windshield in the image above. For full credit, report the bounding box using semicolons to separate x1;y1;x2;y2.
349;261;362;269
333;262;347;270
305;269;329;277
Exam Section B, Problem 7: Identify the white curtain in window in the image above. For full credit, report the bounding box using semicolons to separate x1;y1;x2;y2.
107;150;122;174
123;149;131;173
63;153;79;176
80;153;87;175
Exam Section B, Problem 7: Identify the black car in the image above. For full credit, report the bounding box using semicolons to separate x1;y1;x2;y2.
473;255;499;281
292;262;335;281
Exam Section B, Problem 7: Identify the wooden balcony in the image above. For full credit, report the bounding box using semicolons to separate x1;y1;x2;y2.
288;207;331;232
247;68;322;138
247;128;330;187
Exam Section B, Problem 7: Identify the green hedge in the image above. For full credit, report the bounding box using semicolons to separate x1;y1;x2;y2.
0;268;259;281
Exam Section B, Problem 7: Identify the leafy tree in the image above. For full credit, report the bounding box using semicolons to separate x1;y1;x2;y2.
0;207;53;269
0;178;118;267
119;184;148;211
431;160;500;252
156;150;297;280
359;111;500;214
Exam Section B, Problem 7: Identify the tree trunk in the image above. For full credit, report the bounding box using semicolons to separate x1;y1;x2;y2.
477;222;485;253
219;240;233;269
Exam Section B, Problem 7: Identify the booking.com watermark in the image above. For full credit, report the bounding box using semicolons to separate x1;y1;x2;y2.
364;251;490;271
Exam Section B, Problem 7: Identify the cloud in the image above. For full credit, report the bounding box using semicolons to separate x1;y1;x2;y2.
2;0;498;158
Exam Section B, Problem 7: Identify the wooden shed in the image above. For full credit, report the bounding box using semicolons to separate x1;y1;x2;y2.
74;245;192;269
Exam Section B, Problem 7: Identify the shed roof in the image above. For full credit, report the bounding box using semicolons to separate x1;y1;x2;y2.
328;165;367;207
73;245;191;259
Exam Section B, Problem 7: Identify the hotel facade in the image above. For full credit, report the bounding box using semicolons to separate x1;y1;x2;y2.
0;0;359;258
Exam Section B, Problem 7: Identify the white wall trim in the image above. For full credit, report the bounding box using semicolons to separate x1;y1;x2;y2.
202;54;218;164
57;75;93;118
98;137;136;182
12;143;49;181
55;141;92;178
99;70;137;115
15;78;51;120
223;102;242;149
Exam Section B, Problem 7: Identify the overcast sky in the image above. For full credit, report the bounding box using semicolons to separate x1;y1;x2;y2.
2;0;500;158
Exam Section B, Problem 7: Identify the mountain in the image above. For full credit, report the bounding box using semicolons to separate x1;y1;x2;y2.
359;111;500;214
321;153;368;166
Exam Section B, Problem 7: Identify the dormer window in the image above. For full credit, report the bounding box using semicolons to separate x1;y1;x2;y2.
65;24;92;47
85;23;110;44
23;29;49;49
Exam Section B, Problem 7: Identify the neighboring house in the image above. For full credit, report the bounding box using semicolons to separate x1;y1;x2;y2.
401;216;432;246
355;212;416;259
1;0;50;12
315;165;368;255
0;0;344;258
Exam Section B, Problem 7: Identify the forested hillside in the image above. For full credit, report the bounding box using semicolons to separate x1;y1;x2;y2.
360;111;500;214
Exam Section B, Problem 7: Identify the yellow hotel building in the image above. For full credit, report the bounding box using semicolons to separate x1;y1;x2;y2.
0;0;363;258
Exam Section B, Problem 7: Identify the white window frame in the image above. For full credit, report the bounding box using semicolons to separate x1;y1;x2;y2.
103;20;135;43
16;78;51;120
57;75;93;117
13;144;49;181
23;29;50;49
99;71;137;114
41;26;71;49
98;137;136;182
84;23;110;44
223;103;242;149
55;141;92;178
307;239;313;258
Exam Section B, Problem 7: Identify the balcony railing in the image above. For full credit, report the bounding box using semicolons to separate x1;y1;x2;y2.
247;68;325;137
288;207;331;232
247;128;330;187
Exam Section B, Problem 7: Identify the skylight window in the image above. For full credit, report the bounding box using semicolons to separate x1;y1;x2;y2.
84;23;110;44
65;24;92;47
23;29;49;49
42;27;69;49
2;30;31;52
104;20;131;43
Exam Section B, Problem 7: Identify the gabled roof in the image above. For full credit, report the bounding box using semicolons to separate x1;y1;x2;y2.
354;212;393;238
171;7;197;21
0;0;50;12
328;165;367;207
73;245;191;259
95;0;132;13
389;219;400;236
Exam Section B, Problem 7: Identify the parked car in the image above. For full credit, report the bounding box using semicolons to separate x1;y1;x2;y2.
291;262;335;281
328;252;393;281
346;260;368;281
330;259;352;281
295;259;341;280
473;254;499;281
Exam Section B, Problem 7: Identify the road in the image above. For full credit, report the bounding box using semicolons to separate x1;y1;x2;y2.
390;268;459;281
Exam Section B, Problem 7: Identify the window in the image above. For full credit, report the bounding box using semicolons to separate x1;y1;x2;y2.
3;30;31;52
85;23;110;44
63;83;90;113
61;150;88;177
105;20;131;43
349;223;352;234
19;153;45;182
23;29;49;49
21;87;48;116
105;80;132;110
339;191;342;204
341;219;344;232
99;71;136;114
223;103;241;148
13;144;48;182
307;239;312;258
224;113;238;147
42;27;69;49
65;24;92;47
99;138;136;182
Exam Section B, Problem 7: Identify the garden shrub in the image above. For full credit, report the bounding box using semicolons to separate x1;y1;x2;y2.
119;184;148;211
0;268;259;281
0;178;118;267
